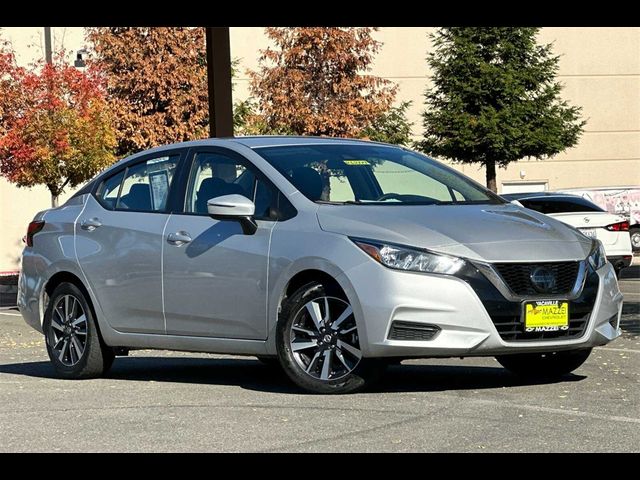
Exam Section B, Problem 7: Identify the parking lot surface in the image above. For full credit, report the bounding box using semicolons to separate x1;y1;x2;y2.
0;274;638;452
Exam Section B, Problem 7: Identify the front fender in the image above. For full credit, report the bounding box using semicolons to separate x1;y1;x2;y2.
264;225;370;355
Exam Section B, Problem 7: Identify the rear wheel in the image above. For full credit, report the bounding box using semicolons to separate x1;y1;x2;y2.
496;348;592;379
276;281;384;394
43;282;114;379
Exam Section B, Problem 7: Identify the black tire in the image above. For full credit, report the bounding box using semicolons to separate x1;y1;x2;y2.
276;281;384;394
496;348;592;379
43;282;115;379
614;266;624;279
629;227;640;252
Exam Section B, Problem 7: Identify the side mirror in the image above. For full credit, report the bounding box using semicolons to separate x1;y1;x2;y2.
510;200;524;208
207;194;258;235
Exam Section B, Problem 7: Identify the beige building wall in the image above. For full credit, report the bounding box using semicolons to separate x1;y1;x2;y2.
1;27;639;270
231;27;640;191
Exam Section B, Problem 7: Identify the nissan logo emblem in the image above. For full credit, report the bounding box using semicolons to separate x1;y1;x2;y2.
530;266;556;293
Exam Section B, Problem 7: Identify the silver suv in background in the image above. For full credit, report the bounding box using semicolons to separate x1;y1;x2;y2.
18;137;623;393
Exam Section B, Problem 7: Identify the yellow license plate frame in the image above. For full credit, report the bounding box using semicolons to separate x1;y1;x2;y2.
524;300;569;330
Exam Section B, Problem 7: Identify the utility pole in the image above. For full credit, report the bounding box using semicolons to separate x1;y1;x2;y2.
44;27;55;207
205;27;233;138
44;27;52;64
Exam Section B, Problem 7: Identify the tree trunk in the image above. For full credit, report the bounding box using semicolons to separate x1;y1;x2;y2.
485;160;497;193
49;185;59;208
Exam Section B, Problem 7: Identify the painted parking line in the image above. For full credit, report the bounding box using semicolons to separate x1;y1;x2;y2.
0;311;22;317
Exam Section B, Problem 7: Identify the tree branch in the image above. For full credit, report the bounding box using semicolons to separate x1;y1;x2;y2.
59;177;71;192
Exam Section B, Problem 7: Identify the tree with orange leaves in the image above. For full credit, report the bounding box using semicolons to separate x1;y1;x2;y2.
87;27;210;156
248;27;398;138
0;41;116;207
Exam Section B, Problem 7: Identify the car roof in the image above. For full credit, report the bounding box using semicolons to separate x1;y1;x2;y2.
108;136;392;169
502;192;585;200
71;136;397;198
133;135;385;151
230;135;387;148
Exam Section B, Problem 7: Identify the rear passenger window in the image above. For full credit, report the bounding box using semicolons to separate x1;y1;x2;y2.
96;170;125;209
95;155;179;212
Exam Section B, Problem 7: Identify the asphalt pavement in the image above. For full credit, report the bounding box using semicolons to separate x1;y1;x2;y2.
0;274;638;452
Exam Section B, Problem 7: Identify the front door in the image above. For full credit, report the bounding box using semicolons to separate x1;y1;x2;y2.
75;153;180;334
162;148;277;339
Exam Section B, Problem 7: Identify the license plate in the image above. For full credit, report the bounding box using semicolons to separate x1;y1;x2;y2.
580;228;597;238
524;300;569;332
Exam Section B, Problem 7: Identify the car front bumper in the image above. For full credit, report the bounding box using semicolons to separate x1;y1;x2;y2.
346;260;623;358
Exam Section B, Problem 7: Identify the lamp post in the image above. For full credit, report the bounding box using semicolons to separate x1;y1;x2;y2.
74;48;88;68
44;27;52;64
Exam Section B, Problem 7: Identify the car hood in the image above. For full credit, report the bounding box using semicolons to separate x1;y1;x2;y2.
317;203;593;262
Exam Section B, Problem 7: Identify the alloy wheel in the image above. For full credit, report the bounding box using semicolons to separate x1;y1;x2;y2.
290;296;361;381
48;294;88;366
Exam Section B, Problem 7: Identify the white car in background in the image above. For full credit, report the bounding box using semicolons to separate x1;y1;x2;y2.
503;193;632;276
556;187;640;253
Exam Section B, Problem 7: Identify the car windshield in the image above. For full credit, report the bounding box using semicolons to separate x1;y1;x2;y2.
253;143;503;205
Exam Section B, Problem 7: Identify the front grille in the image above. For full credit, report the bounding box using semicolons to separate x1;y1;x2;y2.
486;268;598;341
388;321;440;341
494;262;580;295
456;261;598;342
491;312;590;341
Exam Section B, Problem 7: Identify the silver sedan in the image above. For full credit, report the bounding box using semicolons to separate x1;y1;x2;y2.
18;137;623;393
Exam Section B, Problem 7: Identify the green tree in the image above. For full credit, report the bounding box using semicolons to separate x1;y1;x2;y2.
418;28;585;192
362;101;413;145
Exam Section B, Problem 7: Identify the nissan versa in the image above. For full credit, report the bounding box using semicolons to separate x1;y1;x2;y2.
18;137;624;393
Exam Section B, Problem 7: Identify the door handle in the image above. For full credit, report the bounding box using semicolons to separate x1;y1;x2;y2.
80;217;102;231
167;231;192;246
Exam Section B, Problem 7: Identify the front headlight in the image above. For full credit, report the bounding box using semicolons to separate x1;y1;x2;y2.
352;238;466;275
588;240;607;270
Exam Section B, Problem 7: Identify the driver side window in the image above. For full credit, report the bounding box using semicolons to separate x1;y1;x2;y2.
185;151;278;220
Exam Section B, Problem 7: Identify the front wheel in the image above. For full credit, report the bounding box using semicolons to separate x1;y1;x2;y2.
496;348;592;379
43;282;114;379
276;281;384;394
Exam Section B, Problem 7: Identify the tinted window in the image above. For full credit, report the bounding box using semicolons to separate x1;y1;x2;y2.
96;170;125;209
97;155;179;212
254;144;502;205
115;156;179;212
520;197;605;214
185;151;279;220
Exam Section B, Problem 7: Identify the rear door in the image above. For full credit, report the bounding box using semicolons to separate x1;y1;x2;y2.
75;151;183;334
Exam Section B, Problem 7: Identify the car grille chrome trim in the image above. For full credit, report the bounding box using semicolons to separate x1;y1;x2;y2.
471;260;587;302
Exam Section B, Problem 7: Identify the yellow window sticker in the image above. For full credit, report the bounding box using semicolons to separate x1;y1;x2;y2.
343;160;370;166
